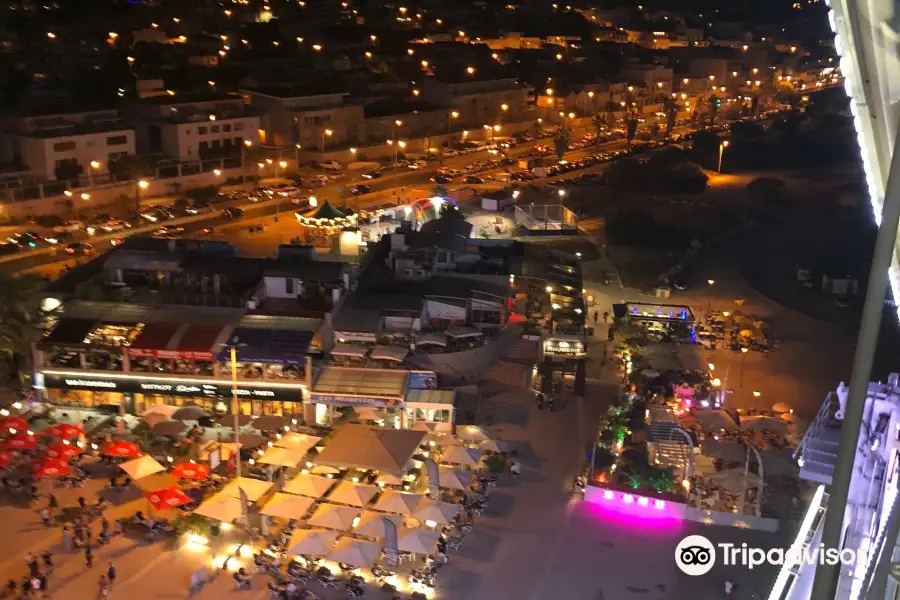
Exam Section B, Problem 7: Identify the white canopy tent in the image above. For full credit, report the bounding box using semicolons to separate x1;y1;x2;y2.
220;477;275;503
446;327;483;339
328;537;381;568
455;425;491;443
283;473;336;498
352;511;403;539
331;343;370;359
438;466;474;490
411;499;461;525
287;529;340;557
306;504;361;531
416;332;448;347
398;527;442;555
479;439;510;453
326;481;380;508
194;494;243;523
120;455;165;480
259;493;316;520
372;490;422;515
370;346;409;362
142;404;180;419
374;472;404;487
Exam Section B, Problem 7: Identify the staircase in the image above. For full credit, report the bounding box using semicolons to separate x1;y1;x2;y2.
798;393;841;485
484;336;539;388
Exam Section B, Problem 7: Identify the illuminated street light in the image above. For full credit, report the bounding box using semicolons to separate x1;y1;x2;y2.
718;140;730;173
137;180;149;190
466;66;475;75
321;128;333;153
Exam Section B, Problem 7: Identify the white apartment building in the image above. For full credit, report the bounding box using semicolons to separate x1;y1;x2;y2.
127;94;262;161
421;75;534;127
0;110;136;181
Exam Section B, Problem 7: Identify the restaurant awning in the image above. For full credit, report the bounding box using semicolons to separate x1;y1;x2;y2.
331;343;370;359
446;327;483;339
217;327;312;365
127;323;180;359
314;424;426;474
173;324;223;361
405;389;456;407
370;346;409;362
416;332;447;347
312;368;408;404
39;318;97;348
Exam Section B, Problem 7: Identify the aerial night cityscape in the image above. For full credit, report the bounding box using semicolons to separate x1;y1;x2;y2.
1;0;900;598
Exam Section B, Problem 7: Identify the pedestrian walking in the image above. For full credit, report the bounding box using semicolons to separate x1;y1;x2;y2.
593;311;599;325
38;574;47;599
26;554;38;577
84;547;93;569
62;525;72;551
97;575;108;598
39;507;50;528
42;551;53;575
106;563;116;588
48;495;57;510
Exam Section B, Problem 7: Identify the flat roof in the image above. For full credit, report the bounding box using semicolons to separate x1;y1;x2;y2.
332;293;423;333
313;367;408;399
405;389;456;406
241;85;350;99
218;328;313;365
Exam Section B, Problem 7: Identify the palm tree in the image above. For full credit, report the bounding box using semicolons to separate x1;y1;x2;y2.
0;274;43;370
430;184;449;198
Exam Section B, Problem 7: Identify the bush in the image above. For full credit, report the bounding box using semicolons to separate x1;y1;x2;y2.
604;149;708;193
33;214;65;228
484;454;506;474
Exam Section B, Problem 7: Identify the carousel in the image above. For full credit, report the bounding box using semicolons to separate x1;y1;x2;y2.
295;200;358;248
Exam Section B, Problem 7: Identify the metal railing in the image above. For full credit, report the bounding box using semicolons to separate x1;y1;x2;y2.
793;391;837;460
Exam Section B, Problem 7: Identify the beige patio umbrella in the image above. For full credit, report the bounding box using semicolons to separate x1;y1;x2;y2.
433;435;463;447
328;537;381;569
259;446;307;468
141;413;170;428
438;466;474;491
260;493;316;520
119;455;165;480
398;527;442;555
275;433;321;453
694;410;738;432
411;499;461;526
306;504;361;530
327;480;380;508
311;465;342;475
220;477;274;503
440;446;484;467
352;511;403;539
771;403;792;414
283;473;336;498
353;407;382;422
455;425;491;443
741;416;788;434
707;468;762;495
374;472;404;487
412;421;440;433
194;494;243;523
372;490;423;515
287;528;339;557
478;439;511;453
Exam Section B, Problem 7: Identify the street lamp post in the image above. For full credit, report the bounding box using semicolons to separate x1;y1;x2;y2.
275;160;287;220
737;444;764;517
706;279;715;316
392;120;403;162
89;161;101;187
136;179;149;212
321;129;333;153
739;347;749;387
220;338;246;480
242;140;253;189
447;111;459;136
717;140;730;173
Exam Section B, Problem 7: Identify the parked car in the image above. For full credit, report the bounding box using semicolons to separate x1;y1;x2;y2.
43;232;72;245
185;201;214;215
465;175;485;184
360;170;383;180
308;174;330;188
53;220;84;233
432;175;453;184
350;185;371;196
222;207;245;219
65;242;93;255
320;160;344;171
99;220;130;233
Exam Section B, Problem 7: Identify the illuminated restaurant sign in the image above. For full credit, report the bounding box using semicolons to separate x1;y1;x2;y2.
127;348;216;361
42;373;304;402
543;338;587;357
310;394;398;408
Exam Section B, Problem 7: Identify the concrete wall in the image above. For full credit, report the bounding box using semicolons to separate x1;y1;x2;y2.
406;324;521;384
19;130;136;181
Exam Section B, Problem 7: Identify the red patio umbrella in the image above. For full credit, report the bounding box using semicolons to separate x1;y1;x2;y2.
0;450;17;468
0;416;28;432
33;459;71;478
43;423;84;439
145;486;192;510
1;433;38;450
171;462;210;480
45;442;82;460
102;440;141;458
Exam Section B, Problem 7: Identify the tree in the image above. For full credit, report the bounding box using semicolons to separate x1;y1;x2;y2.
439;203;465;219
0;274;42;390
430;184;449;198
625;116;638;145
54;160;83;182
107;154;158;181
554;128;570;160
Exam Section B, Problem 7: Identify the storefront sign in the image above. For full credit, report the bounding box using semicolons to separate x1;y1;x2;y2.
42;373;304;402
408;371;438;390
127;348;215;361
309;393;398;408
543;339;586;357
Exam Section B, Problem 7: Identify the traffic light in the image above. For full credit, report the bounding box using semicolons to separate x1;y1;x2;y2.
714;97;722;109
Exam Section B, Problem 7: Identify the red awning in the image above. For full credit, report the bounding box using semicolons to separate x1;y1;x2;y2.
127;323;180;360
173;325;223;361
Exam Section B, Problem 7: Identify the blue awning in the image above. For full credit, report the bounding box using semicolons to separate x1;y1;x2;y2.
218;328;312;365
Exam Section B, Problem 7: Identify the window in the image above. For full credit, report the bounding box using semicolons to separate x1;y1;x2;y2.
211;125;220;133
223;124;232;133
108;151;128;163
234;123;244;131
285;278;294;295
106;135;128;146
199;141;209;153
198;126;208;135
52;141;76;152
